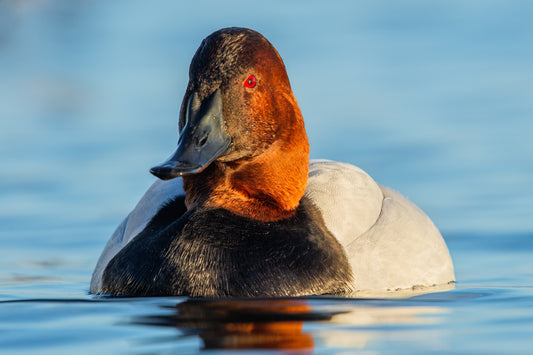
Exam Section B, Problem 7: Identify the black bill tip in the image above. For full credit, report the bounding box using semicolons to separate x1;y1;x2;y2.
150;161;203;180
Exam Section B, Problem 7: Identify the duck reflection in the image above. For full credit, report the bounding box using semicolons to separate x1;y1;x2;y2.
134;298;339;351
132;296;448;352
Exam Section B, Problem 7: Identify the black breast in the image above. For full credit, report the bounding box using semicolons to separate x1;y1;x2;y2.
101;197;353;297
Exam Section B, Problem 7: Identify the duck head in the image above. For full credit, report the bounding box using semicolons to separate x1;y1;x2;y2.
151;27;309;221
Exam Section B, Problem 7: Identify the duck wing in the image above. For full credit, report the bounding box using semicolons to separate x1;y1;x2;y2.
90;178;185;292
305;159;455;293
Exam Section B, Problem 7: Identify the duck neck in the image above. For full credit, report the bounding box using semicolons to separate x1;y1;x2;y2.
183;139;309;222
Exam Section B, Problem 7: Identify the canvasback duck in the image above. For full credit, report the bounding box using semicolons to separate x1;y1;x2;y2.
91;27;454;297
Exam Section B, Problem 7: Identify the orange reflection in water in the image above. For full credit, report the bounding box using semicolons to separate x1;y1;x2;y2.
135;298;338;352
133;295;447;352
198;300;315;351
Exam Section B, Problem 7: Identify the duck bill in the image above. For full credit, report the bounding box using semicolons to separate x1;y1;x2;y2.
150;89;232;180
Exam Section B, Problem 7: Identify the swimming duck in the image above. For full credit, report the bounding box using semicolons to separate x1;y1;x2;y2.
90;27;454;297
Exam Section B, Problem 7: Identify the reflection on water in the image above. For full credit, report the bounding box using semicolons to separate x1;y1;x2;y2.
135;299;321;351
132;298;447;352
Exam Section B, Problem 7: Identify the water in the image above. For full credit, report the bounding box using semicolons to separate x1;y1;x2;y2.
1;0;532;353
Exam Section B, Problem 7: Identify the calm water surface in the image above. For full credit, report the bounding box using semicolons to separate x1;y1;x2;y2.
1;1;532;354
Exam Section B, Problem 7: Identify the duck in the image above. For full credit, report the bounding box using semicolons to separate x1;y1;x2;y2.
90;27;454;297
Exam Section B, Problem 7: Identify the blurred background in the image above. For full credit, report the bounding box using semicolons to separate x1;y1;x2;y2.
0;0;532;291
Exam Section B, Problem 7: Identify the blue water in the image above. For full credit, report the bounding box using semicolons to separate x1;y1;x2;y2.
1;1;532;353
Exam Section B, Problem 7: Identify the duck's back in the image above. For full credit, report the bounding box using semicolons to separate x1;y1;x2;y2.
91;160;455;296
305;160;383;246
305;160;455;294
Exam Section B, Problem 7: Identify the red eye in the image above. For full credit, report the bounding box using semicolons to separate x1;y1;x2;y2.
244;74;256;88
